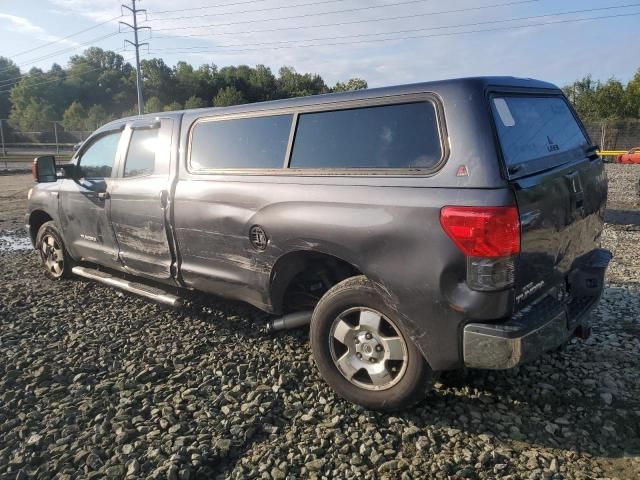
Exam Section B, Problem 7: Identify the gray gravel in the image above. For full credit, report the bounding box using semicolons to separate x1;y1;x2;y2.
1;167;639;479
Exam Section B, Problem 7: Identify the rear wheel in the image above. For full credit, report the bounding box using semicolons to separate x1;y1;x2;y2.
36;221;74;279
310;276;433;411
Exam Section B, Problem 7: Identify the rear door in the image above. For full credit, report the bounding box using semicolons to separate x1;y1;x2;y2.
109;118;176;280
490;94;607;309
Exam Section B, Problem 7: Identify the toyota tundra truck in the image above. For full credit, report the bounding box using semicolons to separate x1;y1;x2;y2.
26;77;611;410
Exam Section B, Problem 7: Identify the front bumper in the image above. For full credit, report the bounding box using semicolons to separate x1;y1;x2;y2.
463;248;611;370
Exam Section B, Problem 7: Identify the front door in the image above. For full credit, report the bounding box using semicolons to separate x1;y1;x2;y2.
109;119;175;281
58;129;124;269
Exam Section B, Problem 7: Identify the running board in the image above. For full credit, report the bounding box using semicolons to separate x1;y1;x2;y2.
72;266;183;307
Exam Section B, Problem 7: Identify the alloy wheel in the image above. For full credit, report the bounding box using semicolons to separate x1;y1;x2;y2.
328;307;409;391
40;234;64;277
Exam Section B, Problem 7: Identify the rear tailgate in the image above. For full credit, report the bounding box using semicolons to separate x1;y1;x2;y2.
490;94;608;310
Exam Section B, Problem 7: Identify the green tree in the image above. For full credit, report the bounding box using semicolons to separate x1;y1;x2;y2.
564;75;639;120
9;97;56;131
0;56;21;118
184;95;207;109
9;65;67;124
66;48;134;114
86;104;110;130
174;61;201;104
277;66;327;98
1;49;368;130
333;78;368;92
242;64;276;102
626;68;640;118
163;101;182;112
593;79;627;119
144;96;163;114
213;86;245;107
62;101;88;130
141;58;175;105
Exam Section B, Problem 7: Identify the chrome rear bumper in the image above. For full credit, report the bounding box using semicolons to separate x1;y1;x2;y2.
463;296;595;370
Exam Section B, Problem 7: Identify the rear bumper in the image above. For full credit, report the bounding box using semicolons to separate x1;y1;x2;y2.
463;248;611;370
463;301;593;369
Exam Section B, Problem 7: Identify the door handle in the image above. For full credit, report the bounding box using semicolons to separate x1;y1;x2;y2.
98;192;110;200
160;190;168;208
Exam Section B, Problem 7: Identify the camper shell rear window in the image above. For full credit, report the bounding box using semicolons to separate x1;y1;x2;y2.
490;95;590;177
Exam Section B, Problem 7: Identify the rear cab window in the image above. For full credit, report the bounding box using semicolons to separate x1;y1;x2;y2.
490;95;590;177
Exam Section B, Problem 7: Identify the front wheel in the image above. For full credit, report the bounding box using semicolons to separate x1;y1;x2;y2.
310;276;433;411
36;221;75;280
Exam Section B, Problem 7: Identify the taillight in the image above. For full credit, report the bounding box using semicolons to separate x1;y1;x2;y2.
440;206;520;291
439;206;520;257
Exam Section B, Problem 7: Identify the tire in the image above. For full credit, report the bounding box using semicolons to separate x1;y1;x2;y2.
35;221;75;280
310;275;434;411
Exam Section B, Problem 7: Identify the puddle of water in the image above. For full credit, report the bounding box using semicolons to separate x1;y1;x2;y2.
0;232;33;252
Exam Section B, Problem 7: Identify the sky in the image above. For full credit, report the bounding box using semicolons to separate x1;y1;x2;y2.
0;0;638;88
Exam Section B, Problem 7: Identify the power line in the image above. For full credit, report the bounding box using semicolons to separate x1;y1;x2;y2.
146;11;640;55
152;0;285;15
147;0;350;22
0;55;138;94
8;14;122;58
147;0;436;32
151;0;542;40
147;4;640;52
0;47;129;90
0;32;123;78
11;33;121;71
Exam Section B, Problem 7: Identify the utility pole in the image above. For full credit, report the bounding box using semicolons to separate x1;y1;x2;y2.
52;121;59;154
120;0;150;116
0;119;6;159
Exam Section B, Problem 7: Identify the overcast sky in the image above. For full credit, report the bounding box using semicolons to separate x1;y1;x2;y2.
1;0;638;87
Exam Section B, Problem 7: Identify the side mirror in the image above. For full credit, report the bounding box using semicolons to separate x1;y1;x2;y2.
32;155;57;183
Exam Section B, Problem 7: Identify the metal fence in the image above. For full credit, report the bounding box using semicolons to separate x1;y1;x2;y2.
0;119;93;159
583;120;640;152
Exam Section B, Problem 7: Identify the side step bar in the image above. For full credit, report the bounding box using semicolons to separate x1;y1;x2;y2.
72;266;182;307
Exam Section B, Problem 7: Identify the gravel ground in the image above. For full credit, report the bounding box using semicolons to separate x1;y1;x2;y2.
1;166;639;480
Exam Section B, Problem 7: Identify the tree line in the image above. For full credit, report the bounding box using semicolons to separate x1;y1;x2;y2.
563;70;640;121
0;47;367;134
2;45;639;135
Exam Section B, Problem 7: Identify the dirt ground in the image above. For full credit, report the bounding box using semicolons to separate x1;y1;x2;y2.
0;173;32;230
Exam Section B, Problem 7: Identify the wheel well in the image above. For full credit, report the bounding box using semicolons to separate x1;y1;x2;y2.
271;251;362;314
29;210;53;244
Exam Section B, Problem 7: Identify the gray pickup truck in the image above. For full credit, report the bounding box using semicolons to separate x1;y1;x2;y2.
27;77;611;410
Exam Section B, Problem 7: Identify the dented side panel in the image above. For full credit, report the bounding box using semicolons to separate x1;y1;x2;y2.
173;178;515;370
110;176;174;278
109;119;176;280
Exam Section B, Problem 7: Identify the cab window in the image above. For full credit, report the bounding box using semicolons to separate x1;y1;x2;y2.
124;128;158;177
78;132;122;178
